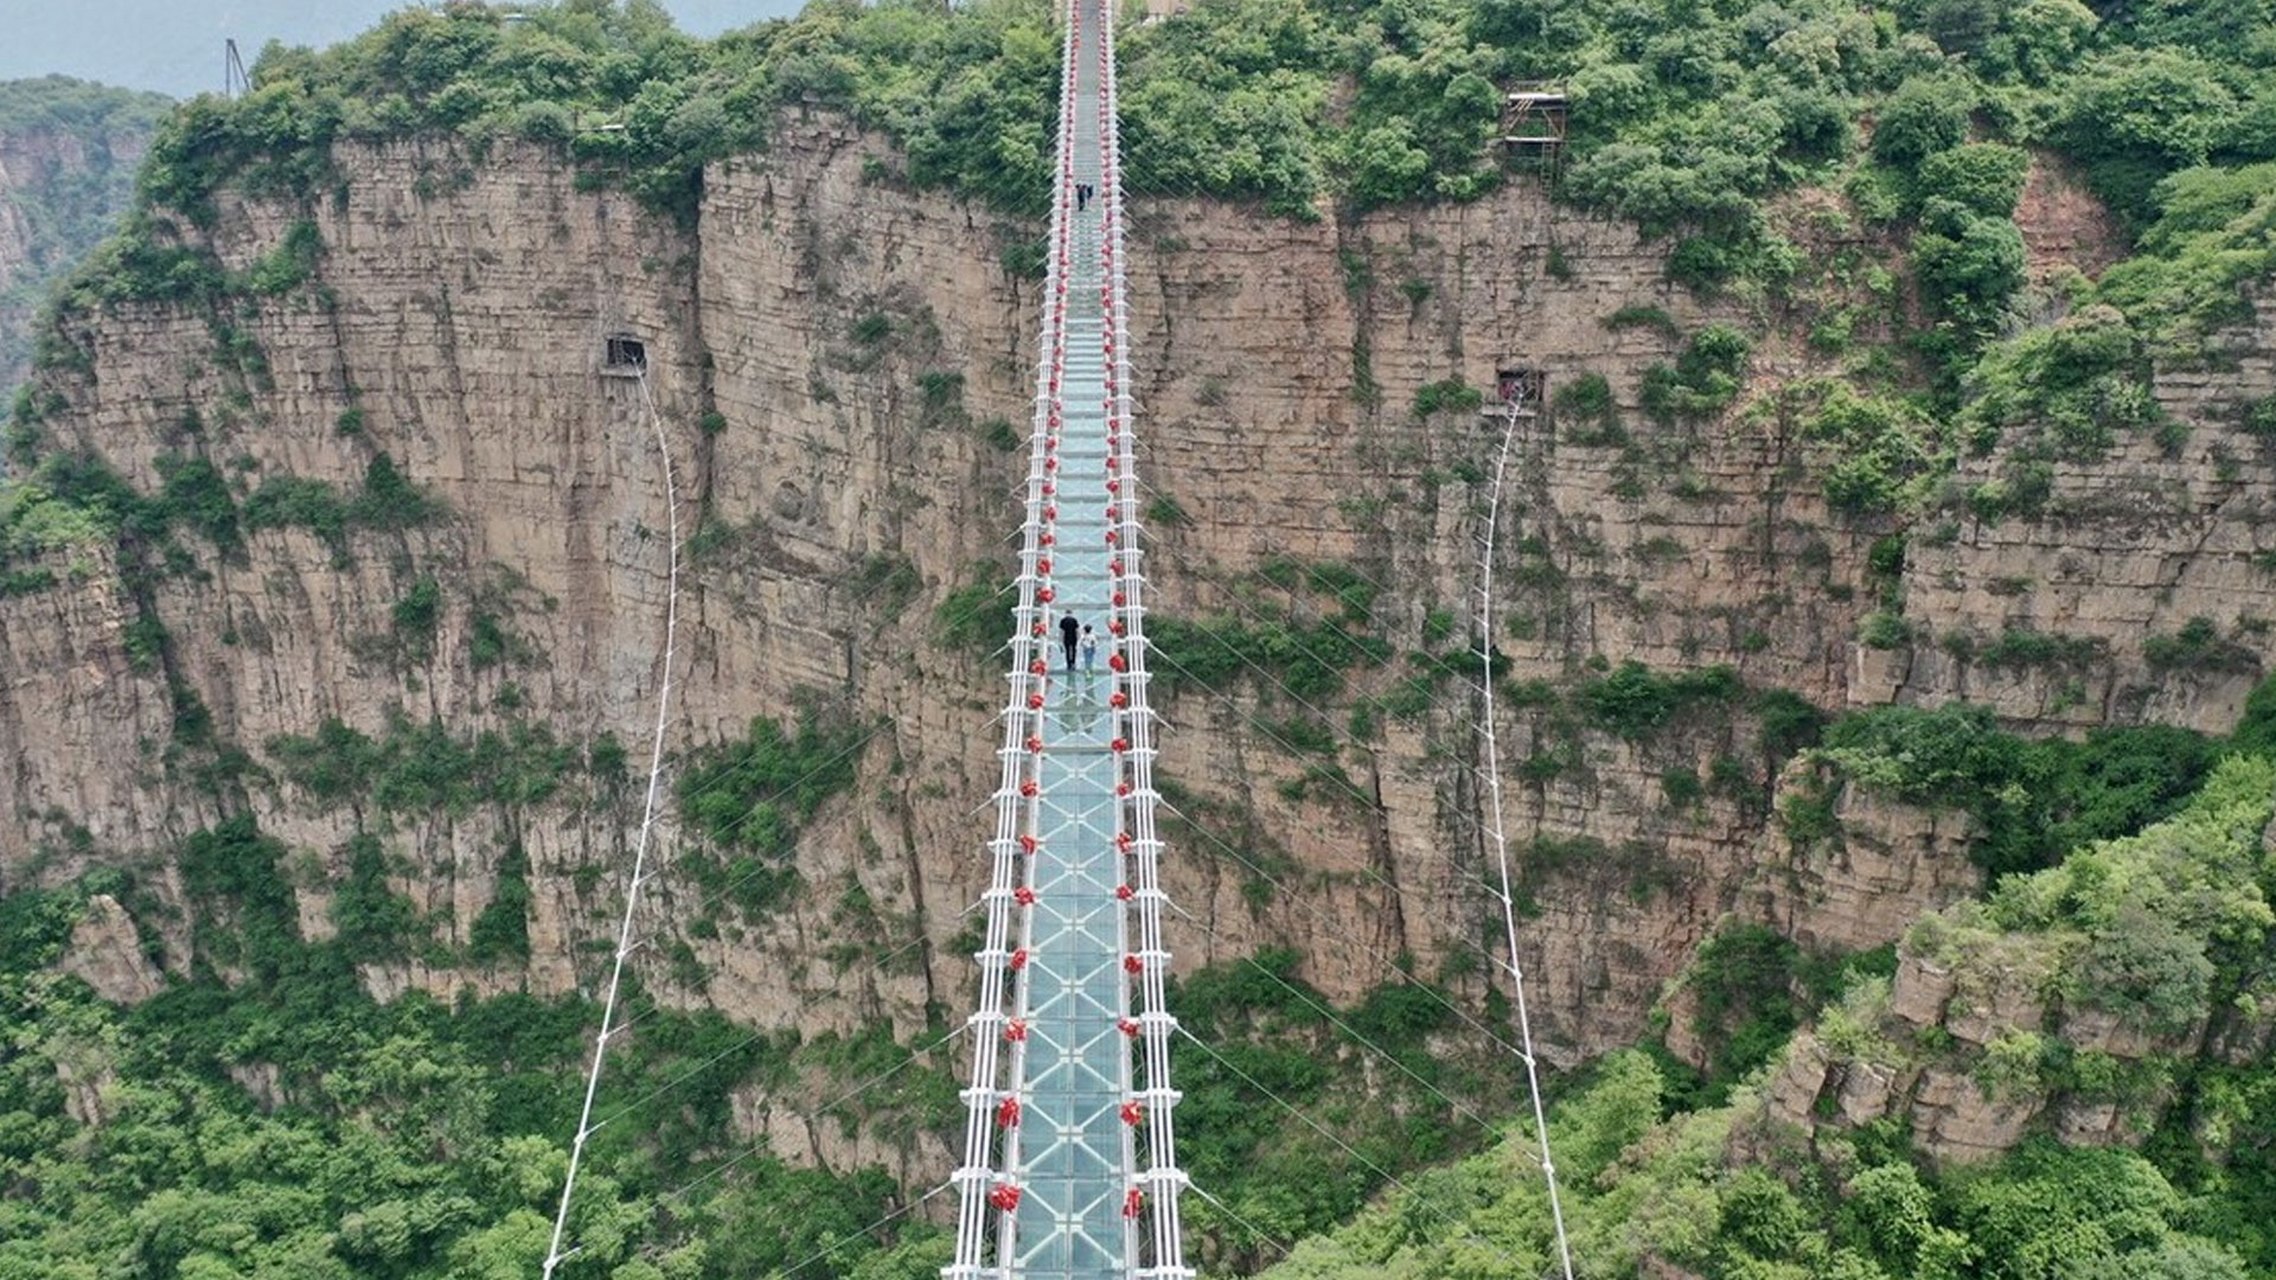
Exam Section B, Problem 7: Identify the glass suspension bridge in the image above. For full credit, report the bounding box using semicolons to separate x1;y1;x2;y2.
942;0;1190;1274
539;0;1575;1275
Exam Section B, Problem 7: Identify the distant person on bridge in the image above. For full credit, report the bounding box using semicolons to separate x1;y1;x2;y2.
1081;625;1098;673
1060;613;1082;671
1076;183;1091;213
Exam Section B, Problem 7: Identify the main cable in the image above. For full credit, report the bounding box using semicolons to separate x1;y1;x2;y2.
1479;398;1574;1280
543;366;684;1280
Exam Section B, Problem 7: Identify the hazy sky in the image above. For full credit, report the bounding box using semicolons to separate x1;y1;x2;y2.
0;0;810;99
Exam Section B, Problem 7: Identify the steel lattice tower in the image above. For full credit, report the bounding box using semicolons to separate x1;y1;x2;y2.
945;0;1188;1275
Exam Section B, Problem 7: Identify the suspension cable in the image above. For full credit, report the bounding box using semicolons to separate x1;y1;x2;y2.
767;1181;958;1280
1100;121;1588;1271
542;366;684;1280
1478;399;1574;1280
1183;1182;1297;1263
1171;1027;1484;1243
652;1023;969;1210
1161;903;1505;1134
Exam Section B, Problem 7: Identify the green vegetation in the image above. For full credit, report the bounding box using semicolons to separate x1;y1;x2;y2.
467;841;535;964
1147;556;1391;701
2144;615;2262;674
118;0;1071;228
0;442;441;602
24;5;2276;1279
0;77;173;392
1277;751;2276;1279
1168;949;1523;1267
1578;660;1740;741
80;0;2261;256
1961;304;2162;481
1411;377;1482;417
1117;0;1502;215
1552;371;1623;446
1149;612;1392;700
1915;752;2276;1041
1807;700;2222;878
1802;382;1947;515
1639;326;1750;426
673;709;866;923
1904;142;2030;359
332;833;423;963
0;861;945;1280
240;453;443;561
1676;923;1893;1103
1968;625;2105;672
390;575;445;663
269;709;600;816
1262;1048;2257;1280
933;566;1011;659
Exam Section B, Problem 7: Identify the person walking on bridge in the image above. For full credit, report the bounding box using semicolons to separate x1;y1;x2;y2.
1060;612;1082;672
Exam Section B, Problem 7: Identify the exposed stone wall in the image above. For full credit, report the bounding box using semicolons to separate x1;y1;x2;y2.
0;121;153;390
12;124;2276;1167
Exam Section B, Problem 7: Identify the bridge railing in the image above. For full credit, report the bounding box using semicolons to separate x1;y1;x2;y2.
1097;5;1191;1274
945;0;1086;1272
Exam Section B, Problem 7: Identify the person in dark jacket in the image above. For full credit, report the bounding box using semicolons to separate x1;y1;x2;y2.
1060;613;1081;671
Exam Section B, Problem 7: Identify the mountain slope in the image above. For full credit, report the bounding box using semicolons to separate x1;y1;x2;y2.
0;76;169;399
8;0;2276;1276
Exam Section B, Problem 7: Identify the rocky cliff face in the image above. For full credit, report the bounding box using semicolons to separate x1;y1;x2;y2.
0;155;29;285
1742;753;2276;1174
10;118;2276;1166
0;105;156;393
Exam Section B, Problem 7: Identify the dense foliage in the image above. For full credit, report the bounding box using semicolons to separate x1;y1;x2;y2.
1270;754;2276;1279
0;848;956;1280
0;857;1534;1279
0;76;171;394
1802;699;2229;879
1262;1050;2260;1280
93;0;2268;240
1166;949;1527;1268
